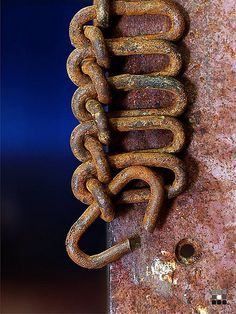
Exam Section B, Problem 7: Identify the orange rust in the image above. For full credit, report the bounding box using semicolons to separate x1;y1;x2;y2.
81;59;111;104
66;203;131;269
72;74;187;122
66;0;186;269
84;26;110;68
84;135;111;183
105;37;182;76
67;39;182;87
85;99;110;144
67;2;184;90
108;166;165;232
93;0;110;28
108;75;187;117
175;238;202;265
71;152;186;205
86;178;114;222
66;166;165;268
70;115;185;162
69;1;185;47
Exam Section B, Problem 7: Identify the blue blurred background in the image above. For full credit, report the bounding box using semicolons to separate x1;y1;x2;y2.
1;1;107;313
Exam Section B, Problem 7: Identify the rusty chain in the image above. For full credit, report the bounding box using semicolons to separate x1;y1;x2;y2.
66;0;187;269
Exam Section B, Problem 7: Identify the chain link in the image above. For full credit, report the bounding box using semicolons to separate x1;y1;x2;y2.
66;0;187;269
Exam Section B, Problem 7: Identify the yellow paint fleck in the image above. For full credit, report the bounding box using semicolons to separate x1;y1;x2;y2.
146;258;177;285
161;250;170;256
197;306;208;314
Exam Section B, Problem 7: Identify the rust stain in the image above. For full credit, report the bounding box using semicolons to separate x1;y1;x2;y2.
109;0;236;313
66;0;188;270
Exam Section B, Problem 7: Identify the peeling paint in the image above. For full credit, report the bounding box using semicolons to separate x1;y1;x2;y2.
146;258;177;285
197;306;208;314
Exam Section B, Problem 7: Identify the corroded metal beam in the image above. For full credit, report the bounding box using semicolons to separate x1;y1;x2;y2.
108;0;235;313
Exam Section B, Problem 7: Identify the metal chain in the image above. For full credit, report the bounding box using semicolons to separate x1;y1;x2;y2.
66;0;187;269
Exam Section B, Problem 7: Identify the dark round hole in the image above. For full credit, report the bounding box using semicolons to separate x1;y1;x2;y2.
175;239;201;264
179;244;195;258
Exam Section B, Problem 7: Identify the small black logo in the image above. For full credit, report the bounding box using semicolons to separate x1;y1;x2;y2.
211;289;227;305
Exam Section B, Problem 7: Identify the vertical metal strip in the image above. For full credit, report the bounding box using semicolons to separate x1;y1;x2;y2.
108;0;235;313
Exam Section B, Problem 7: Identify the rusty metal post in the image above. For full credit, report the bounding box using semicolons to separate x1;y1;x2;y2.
108;0;236;313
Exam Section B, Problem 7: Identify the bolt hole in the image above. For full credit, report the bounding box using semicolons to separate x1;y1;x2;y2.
175;238;201;264
179;244;195;258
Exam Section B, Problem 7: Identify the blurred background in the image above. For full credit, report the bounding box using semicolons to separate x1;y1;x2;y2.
1;1;107;313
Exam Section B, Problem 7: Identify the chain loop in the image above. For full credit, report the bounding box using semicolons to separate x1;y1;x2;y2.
71;152;187;205
86;178;114;222
66;0;187;268
81;59;111;104
71;74;187;122
84;26;110;68
85;99;110;144
70;115;185;162
66;165;164;269
93;0;110;28
84;135;111;183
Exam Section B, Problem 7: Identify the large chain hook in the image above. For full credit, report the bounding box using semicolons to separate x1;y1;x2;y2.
66;166;164;269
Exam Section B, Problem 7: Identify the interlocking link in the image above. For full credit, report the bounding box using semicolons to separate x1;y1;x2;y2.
84;26;110;68
86;177;114;222
93;0;110;28
71;152;187;205
70;115;185;161
66;0;187;268
84;135;111;183
67;39;182;87
71;74;187;122
66;166;164;269
85;99;110;144
81;59;111;104
69;1;185;47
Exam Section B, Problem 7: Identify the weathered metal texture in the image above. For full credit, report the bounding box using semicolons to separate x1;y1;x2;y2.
108;0;236;313
67;150;187;268
66;165;166;269
66;0;187;269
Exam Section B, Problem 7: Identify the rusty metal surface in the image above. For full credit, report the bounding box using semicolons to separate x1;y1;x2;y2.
66;0;188;270
108;0;236;313
66;165;166;269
